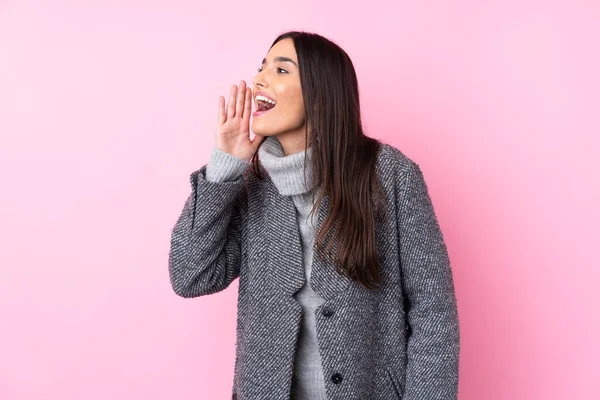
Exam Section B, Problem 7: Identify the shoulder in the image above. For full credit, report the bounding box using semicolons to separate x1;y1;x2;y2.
376;141;420;183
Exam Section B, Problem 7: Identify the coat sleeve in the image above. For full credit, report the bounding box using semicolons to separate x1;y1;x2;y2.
168;161;248;298
396;160;460;399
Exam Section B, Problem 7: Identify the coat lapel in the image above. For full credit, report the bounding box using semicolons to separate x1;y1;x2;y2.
264;173;351;302
265;181;305;297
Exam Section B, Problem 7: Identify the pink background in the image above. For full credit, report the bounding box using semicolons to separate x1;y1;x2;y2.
1;1;599;399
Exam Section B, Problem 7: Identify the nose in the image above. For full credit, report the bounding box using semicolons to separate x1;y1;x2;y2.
252;71;266;90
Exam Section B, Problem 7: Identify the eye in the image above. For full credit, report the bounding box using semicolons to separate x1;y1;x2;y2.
256;67;288;74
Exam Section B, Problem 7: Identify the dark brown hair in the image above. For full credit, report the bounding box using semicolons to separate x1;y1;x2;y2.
251;31;388;290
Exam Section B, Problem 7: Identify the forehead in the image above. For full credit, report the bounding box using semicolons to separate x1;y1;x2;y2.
264;38;297;62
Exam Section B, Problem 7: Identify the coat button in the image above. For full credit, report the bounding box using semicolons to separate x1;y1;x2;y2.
331;373;343;384
321;306;334;317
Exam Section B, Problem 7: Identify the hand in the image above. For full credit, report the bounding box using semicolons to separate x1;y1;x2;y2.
215;80;265;162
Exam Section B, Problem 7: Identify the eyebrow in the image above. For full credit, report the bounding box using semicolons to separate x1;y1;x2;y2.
261;56;298;67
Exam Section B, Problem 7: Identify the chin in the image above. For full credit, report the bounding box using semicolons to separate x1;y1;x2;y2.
250;126;270;136
251;122;278;137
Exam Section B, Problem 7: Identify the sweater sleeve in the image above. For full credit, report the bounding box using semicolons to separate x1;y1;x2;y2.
168;156;248;298
396;160;460;400
206;146;251;183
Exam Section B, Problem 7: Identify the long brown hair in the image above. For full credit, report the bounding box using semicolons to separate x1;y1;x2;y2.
251;31;388;290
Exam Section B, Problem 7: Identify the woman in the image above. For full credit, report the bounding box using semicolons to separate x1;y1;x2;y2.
168;31;460;400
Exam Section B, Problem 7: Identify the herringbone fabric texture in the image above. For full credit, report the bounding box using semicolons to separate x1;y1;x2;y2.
168;142;460;399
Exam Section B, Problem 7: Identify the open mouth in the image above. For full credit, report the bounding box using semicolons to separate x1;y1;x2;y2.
255;95;276;112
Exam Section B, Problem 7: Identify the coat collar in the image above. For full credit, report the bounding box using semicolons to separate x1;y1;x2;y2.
259;166;351;302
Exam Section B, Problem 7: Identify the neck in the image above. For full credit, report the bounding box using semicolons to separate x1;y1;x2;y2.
270;129;311;155
257;135;315;196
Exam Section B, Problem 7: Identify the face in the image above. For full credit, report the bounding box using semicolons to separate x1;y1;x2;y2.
251;38;306;146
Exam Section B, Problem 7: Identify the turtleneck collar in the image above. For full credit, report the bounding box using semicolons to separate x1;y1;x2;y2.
257;135;315;196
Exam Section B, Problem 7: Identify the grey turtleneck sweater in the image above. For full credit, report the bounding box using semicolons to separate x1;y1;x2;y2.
205;135;327;400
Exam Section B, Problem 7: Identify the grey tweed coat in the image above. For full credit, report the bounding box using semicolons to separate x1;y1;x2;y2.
168;143;460;400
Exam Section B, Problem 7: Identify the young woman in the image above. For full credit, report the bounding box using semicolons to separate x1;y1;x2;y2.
168;31;460;400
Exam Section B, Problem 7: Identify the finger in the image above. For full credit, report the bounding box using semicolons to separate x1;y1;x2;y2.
217;96;226;125
227;85;237;120
236;80;246;118
242;88;252;122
